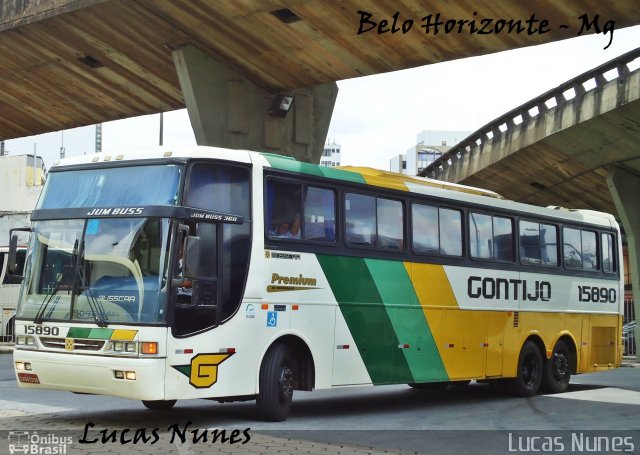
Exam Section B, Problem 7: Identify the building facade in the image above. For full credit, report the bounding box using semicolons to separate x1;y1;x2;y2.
320;140;341;167
390;130;471;176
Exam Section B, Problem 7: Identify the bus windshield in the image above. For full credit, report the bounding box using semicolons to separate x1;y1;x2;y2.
17;217;171;325
37;164;181;209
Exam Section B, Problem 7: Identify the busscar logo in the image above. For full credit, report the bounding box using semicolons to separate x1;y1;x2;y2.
97;295;136;304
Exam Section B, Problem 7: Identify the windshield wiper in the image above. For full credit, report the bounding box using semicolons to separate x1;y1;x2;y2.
73;240;108;328
34;240;79;325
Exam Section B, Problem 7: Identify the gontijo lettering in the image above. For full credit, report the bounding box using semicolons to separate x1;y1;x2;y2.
468;276;551;302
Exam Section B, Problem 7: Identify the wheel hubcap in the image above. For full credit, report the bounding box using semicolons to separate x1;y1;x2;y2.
522;354;539;388
278;365;294;402
553;352;569;381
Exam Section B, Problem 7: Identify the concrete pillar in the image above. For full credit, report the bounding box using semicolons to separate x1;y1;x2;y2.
607;166;640;359
172;44;337;164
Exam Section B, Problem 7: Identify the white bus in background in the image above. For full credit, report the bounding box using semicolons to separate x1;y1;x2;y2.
0;154;44;341
0;247;27;341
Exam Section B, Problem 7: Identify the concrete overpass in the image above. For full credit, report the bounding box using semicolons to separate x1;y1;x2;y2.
1;1;640;163
421;48;640;337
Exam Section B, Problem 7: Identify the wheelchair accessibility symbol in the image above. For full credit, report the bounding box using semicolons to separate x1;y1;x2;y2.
266;311;278;327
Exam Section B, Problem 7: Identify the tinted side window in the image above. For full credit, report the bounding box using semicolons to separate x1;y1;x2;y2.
412;205;462;256
377;198;403;250
266;180;302;240
470;213;513;261
563;227;598;271
519;221;558;266
469;213;492;259
412;205;438;255
602;233;616;273
440;208;462;256
345;193;376;246
581;230;598;270
304;187;336;242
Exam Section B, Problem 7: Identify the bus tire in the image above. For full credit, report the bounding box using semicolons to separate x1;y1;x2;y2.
257;343;295;421
142;400;176;411
542;340;572;394
509;341;543;397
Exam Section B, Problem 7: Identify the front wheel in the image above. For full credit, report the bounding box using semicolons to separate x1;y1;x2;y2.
542;340;572;393
509;341;543;397
257;343;295;421
142;400;176;411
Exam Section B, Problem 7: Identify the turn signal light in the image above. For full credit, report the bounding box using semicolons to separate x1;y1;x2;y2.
141;342;158;355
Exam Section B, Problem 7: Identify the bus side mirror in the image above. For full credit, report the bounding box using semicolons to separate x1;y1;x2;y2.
8;227;31;276
183;235;201;279
8;234;19;274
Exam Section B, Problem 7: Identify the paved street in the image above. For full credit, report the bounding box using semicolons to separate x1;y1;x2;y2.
0;351;639;454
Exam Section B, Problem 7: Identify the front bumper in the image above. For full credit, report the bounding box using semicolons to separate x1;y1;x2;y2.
13;349;166;401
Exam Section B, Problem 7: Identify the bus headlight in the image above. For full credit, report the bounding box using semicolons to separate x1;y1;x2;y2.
105;341;140;355
16;336;37;348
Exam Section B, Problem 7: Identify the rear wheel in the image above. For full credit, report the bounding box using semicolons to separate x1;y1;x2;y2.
142;400;176;411
509;341;543;397
542;340;572;393
257;343;295;421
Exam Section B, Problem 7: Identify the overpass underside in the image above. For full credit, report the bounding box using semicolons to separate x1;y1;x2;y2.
425;57;640;215
1;1;640;162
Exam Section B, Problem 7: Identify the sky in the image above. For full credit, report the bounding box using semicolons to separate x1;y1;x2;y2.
4;25;640;172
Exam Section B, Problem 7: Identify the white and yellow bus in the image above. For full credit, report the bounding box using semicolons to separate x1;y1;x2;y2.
0;246;28;341
12;147;623;421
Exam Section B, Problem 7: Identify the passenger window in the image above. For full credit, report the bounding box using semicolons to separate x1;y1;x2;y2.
412;205;462;256
345;193;375;246
440;208;462;256
470;213;513;261
377;198;403;250
266;181;302;240
582;231;598;270
345;194;404;250
602;233;616;273
303;187;336;242
519;221;558;266
563;227;598;271
412;205;438;255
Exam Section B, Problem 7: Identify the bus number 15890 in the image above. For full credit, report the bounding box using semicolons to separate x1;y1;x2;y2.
578;286;616;303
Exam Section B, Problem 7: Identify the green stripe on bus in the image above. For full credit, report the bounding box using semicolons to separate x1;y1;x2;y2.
316;254;412;384
67;327;92;338
88;328;113;339
319;167;367;184
262;154;324;177
262;153;366;184
364;259;448;383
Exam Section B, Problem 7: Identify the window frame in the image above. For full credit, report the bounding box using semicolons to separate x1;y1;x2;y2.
517;219;560;269
264;177;338;246
344;191;406;252
562;226;600;272
410;202;463;258
468;211;515;264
